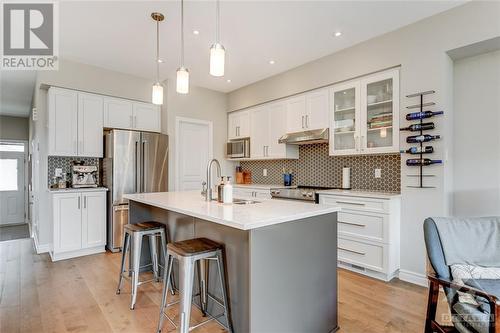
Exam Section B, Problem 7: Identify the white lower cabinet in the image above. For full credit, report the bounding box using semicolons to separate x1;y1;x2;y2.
51;190;106;261
319;192;400;281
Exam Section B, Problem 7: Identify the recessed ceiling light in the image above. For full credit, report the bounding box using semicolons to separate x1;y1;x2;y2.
334;31;342;37
157;59;164;63
226;79;231;83
269;60;275;65
193;30;200;35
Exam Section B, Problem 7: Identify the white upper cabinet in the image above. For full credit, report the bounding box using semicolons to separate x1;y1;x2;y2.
360;69;399;154
78;93;104;157
48;88;79;156
286;95;306;133
103;97;134;130
329;68;400;156
306;88;330;130
249;102;299;160
250;106;269;159
228;110;250;140
133;102;161;132
330;82;361;156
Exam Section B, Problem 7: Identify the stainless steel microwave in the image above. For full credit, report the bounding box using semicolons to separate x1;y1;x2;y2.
227;138;250;158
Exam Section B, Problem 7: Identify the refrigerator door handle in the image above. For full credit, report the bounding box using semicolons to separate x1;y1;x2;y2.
135;140;139;193
142;140;148;193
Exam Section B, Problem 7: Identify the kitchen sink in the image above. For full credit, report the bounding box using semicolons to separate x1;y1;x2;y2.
233;199;260;205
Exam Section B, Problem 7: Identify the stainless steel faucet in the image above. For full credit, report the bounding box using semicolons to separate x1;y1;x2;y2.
205;159;221;201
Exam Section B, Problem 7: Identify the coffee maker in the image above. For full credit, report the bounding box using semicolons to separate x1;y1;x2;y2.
72;165;98;188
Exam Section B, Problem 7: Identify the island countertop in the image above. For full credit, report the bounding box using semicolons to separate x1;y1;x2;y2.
123;191;340;230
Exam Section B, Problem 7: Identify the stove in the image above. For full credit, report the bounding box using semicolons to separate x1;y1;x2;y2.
270;186;346;202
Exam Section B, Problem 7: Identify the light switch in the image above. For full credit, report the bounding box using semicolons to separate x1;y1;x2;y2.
374;168;382;178
55;168;63;177
263;169;268;177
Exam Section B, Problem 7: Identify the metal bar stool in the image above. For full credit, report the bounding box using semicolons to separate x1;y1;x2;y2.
116;221;175;310
156;238;233;333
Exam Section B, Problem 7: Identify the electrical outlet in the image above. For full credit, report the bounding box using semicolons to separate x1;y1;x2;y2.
374;168;382;178
263;169;268;177
55;168;62;177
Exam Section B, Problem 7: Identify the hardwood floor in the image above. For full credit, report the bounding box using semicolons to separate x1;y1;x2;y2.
0;238;449;333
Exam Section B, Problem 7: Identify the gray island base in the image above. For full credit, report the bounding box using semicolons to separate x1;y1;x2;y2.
126;193;339;333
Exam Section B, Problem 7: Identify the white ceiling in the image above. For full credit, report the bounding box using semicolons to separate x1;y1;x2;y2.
0;71;37;117
0;0;465;117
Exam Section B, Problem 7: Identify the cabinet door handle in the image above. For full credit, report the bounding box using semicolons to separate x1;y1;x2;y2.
338;221;366;227
338;247;365;256
84;196;87;209
78;196;81;209
305;115;309;128
336;200;365;206
301;116;304;129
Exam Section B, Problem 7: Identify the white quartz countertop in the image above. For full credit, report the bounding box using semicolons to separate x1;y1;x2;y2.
48;187;108;194
233;184;296;190
316;189;400;199
124;191;340;230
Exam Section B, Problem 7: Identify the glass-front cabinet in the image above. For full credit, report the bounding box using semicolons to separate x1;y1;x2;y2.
330;68;399;156
330;82;360;156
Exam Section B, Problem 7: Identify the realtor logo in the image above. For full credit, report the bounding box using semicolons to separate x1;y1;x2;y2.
2;2;58;70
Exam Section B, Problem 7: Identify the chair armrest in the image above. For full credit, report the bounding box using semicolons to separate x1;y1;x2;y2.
428;273;499;304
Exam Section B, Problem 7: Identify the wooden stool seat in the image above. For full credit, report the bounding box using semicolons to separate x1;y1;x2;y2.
124;221;164;233
167;238;222;257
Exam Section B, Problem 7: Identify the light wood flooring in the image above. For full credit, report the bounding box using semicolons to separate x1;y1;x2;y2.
0;238;450;333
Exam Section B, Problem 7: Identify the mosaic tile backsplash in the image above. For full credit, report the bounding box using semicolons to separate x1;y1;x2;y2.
239;144;401;192
47;156;100;186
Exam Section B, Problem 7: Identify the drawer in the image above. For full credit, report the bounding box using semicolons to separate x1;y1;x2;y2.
319;195;389;213
337;211;388;243
338;237;385;272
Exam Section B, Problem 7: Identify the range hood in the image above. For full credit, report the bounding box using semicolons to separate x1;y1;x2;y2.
278;128;329;145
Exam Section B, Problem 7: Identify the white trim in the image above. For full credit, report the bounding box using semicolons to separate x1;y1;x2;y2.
174;116;214;191
398;269;428;287
50;246;105;262
33;232;50;254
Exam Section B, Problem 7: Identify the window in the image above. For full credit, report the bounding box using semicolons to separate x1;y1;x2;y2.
0;142;25;152
0;159;18;191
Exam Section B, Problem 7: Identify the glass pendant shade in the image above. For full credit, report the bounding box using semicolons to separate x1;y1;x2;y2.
152;83;163;105
176;67;189;94
209;43;225;77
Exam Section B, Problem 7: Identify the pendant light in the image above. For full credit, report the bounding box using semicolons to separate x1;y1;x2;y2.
176;0;189;94
151;12;164;105
209;0;225;77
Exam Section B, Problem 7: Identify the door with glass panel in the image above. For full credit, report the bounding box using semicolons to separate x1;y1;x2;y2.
360;69;400;154
0;142;26;225
330;82;360;156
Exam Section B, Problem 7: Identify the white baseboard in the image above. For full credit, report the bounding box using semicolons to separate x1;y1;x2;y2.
398;269;428;287
33;233;50;254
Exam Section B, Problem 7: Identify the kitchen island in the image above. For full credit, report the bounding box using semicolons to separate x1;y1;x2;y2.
123;191;340;333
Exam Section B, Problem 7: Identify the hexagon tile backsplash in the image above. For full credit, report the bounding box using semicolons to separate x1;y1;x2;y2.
47;156;99;186
239;144;400;192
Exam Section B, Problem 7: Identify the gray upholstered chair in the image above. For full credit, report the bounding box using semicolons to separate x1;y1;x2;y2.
424;217;500;333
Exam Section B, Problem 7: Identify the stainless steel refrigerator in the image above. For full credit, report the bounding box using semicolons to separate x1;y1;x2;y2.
103;129;168;252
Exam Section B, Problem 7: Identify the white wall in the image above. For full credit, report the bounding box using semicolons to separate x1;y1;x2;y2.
0;116;29;141
165;81;235;191
227;1;500;284
452;50;500;216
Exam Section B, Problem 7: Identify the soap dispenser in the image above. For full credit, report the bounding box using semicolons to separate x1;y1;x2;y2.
223;176;233;203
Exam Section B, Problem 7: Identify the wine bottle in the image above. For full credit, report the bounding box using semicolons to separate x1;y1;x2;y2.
400;122;435;131
406;134;440;143
406;159;442;166
400;146;434;154
406;111;444;120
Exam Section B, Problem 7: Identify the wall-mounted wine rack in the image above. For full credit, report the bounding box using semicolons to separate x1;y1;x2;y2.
402;90;443;188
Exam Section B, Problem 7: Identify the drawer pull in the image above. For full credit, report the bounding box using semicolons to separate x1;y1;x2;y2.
338;221;366;227
336;201;365;206
338;247;366;256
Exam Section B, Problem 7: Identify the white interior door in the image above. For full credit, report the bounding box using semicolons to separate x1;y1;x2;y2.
0;148;26;225
175;117;213;191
